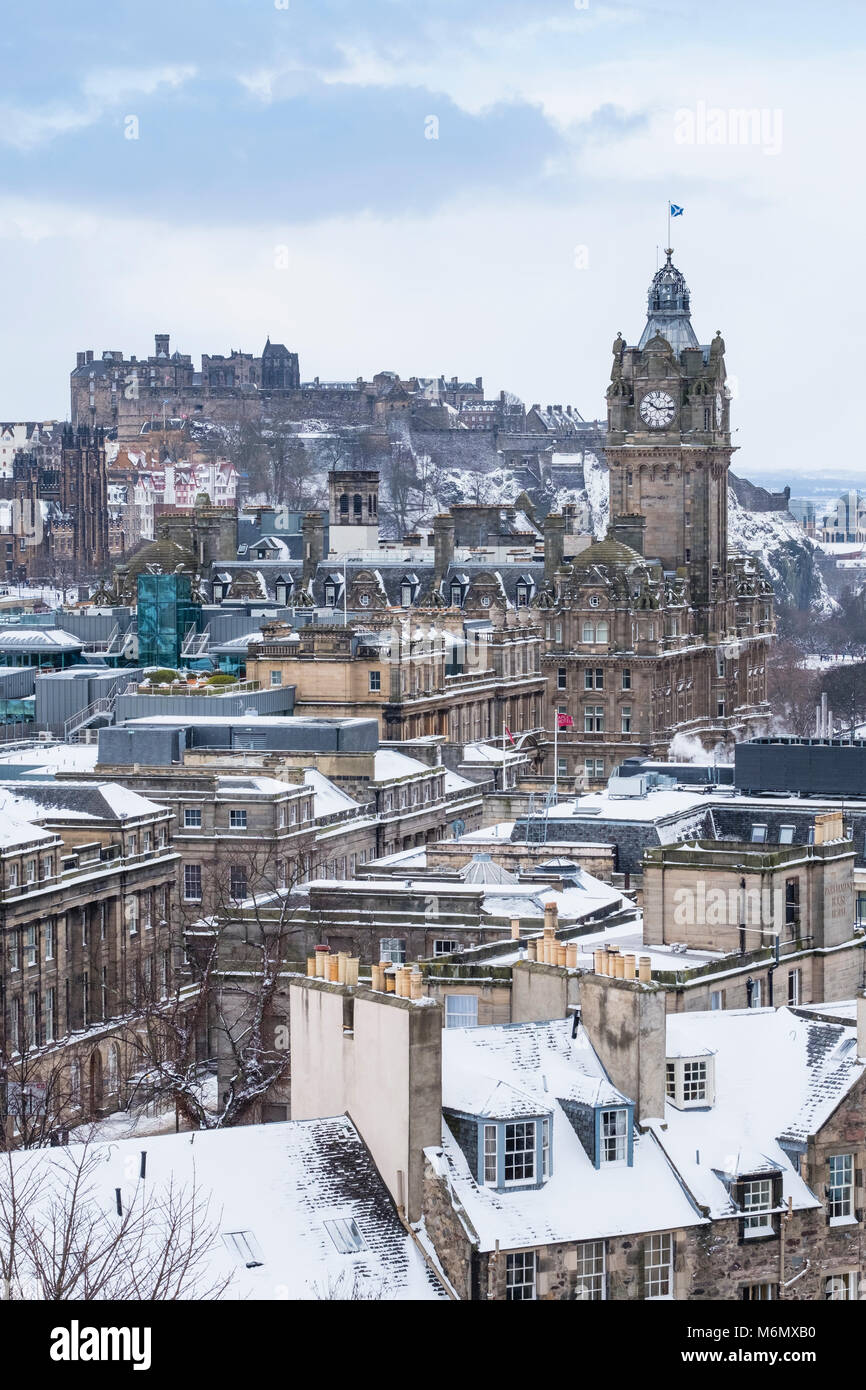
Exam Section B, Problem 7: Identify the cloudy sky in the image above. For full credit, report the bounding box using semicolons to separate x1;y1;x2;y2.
1;0;864;479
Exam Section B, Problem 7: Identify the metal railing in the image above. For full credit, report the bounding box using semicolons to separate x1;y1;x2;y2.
63;697;114;741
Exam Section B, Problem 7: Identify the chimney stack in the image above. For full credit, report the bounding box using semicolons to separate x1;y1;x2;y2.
302;511;324;585
433;513;455;585
544;512;565;581
580;971;666;1123
857;992;866;1061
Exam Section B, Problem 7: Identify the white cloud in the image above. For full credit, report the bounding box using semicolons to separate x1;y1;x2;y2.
0;65;197;150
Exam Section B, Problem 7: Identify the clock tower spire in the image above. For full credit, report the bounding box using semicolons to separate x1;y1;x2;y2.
605;250;731;634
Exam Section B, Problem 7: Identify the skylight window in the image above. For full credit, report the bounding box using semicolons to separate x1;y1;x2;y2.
323;1217;367;1254
222;1230;264;1268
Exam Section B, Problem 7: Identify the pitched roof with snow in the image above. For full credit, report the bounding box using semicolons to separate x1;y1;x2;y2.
650;1007;865;1219
303;767;360;818
8;1118;447;1301
0;780;168;824
435;1019;701;1251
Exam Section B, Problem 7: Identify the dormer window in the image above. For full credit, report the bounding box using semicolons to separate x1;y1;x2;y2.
742;1180;774;1237
515;576;534;607
665;1055;714;1109
275;575;293;606
450;582;463;608
447;1110;552;1190
324;581;338;608
599;1107;628;1164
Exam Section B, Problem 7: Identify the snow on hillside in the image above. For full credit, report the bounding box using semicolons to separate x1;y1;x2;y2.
727;490;836;615
434;466;524;508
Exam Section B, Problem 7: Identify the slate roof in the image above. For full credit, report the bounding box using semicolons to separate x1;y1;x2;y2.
435;1019;701;1251
208;557;546;609
650;1008;865;1219
7;1118;447;1301
0;780;166;824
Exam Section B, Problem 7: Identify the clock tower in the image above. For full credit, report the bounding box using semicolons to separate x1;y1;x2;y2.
606;249;731;635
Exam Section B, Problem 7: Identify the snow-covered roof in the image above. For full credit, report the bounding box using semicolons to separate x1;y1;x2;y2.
0;780;167;824
460;853;518;886
0;628;83;651
650;1008;865;1218
435;1019;701;1251
0;811;57;850
0;742;100;775
373;749;429;781
7;1118;446;1301
442;768;476;794
303;767;360;818
462;741;524;764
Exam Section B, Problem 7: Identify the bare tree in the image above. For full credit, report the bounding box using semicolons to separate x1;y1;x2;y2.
0;1143;231;1300
121;845;309;1130
766;640;819;737
0;1042;80;1151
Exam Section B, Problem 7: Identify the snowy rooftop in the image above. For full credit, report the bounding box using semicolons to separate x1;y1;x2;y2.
373;748;430;781
435;1019;701;1251
559;788;711;822
0;628;83;650
650;1008;865;1218
443;768;477;794
462;741;526;764
0;810;57;850
455;821;612;850
303;767;360;818
0;780;168;824
8;1118;447;1301
0;742;99;775
304;871;625;922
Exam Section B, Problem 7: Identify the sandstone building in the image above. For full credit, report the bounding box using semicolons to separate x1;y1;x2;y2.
537;250;774;783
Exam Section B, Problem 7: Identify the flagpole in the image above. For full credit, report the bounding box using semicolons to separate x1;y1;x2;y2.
667;198;670;249
553;707;558;802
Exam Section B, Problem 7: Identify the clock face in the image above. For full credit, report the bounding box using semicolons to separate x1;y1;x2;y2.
715;391;724;427
639;390;677;429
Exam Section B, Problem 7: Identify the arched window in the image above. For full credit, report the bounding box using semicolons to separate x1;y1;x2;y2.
339;493;349;516
353;493;362;517
70;1060;81;1105
582;621;594;642
595;620;609;644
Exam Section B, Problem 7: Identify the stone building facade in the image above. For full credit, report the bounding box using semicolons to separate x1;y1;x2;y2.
71;334;300;439
0;782;178;1136
535;251;774;785
0;424;109;581
245;610;546;744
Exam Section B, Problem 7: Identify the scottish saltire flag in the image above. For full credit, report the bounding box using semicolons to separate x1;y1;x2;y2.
670;203;684;217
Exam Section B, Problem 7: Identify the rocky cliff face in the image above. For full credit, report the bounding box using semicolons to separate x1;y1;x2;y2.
727;472;835;614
